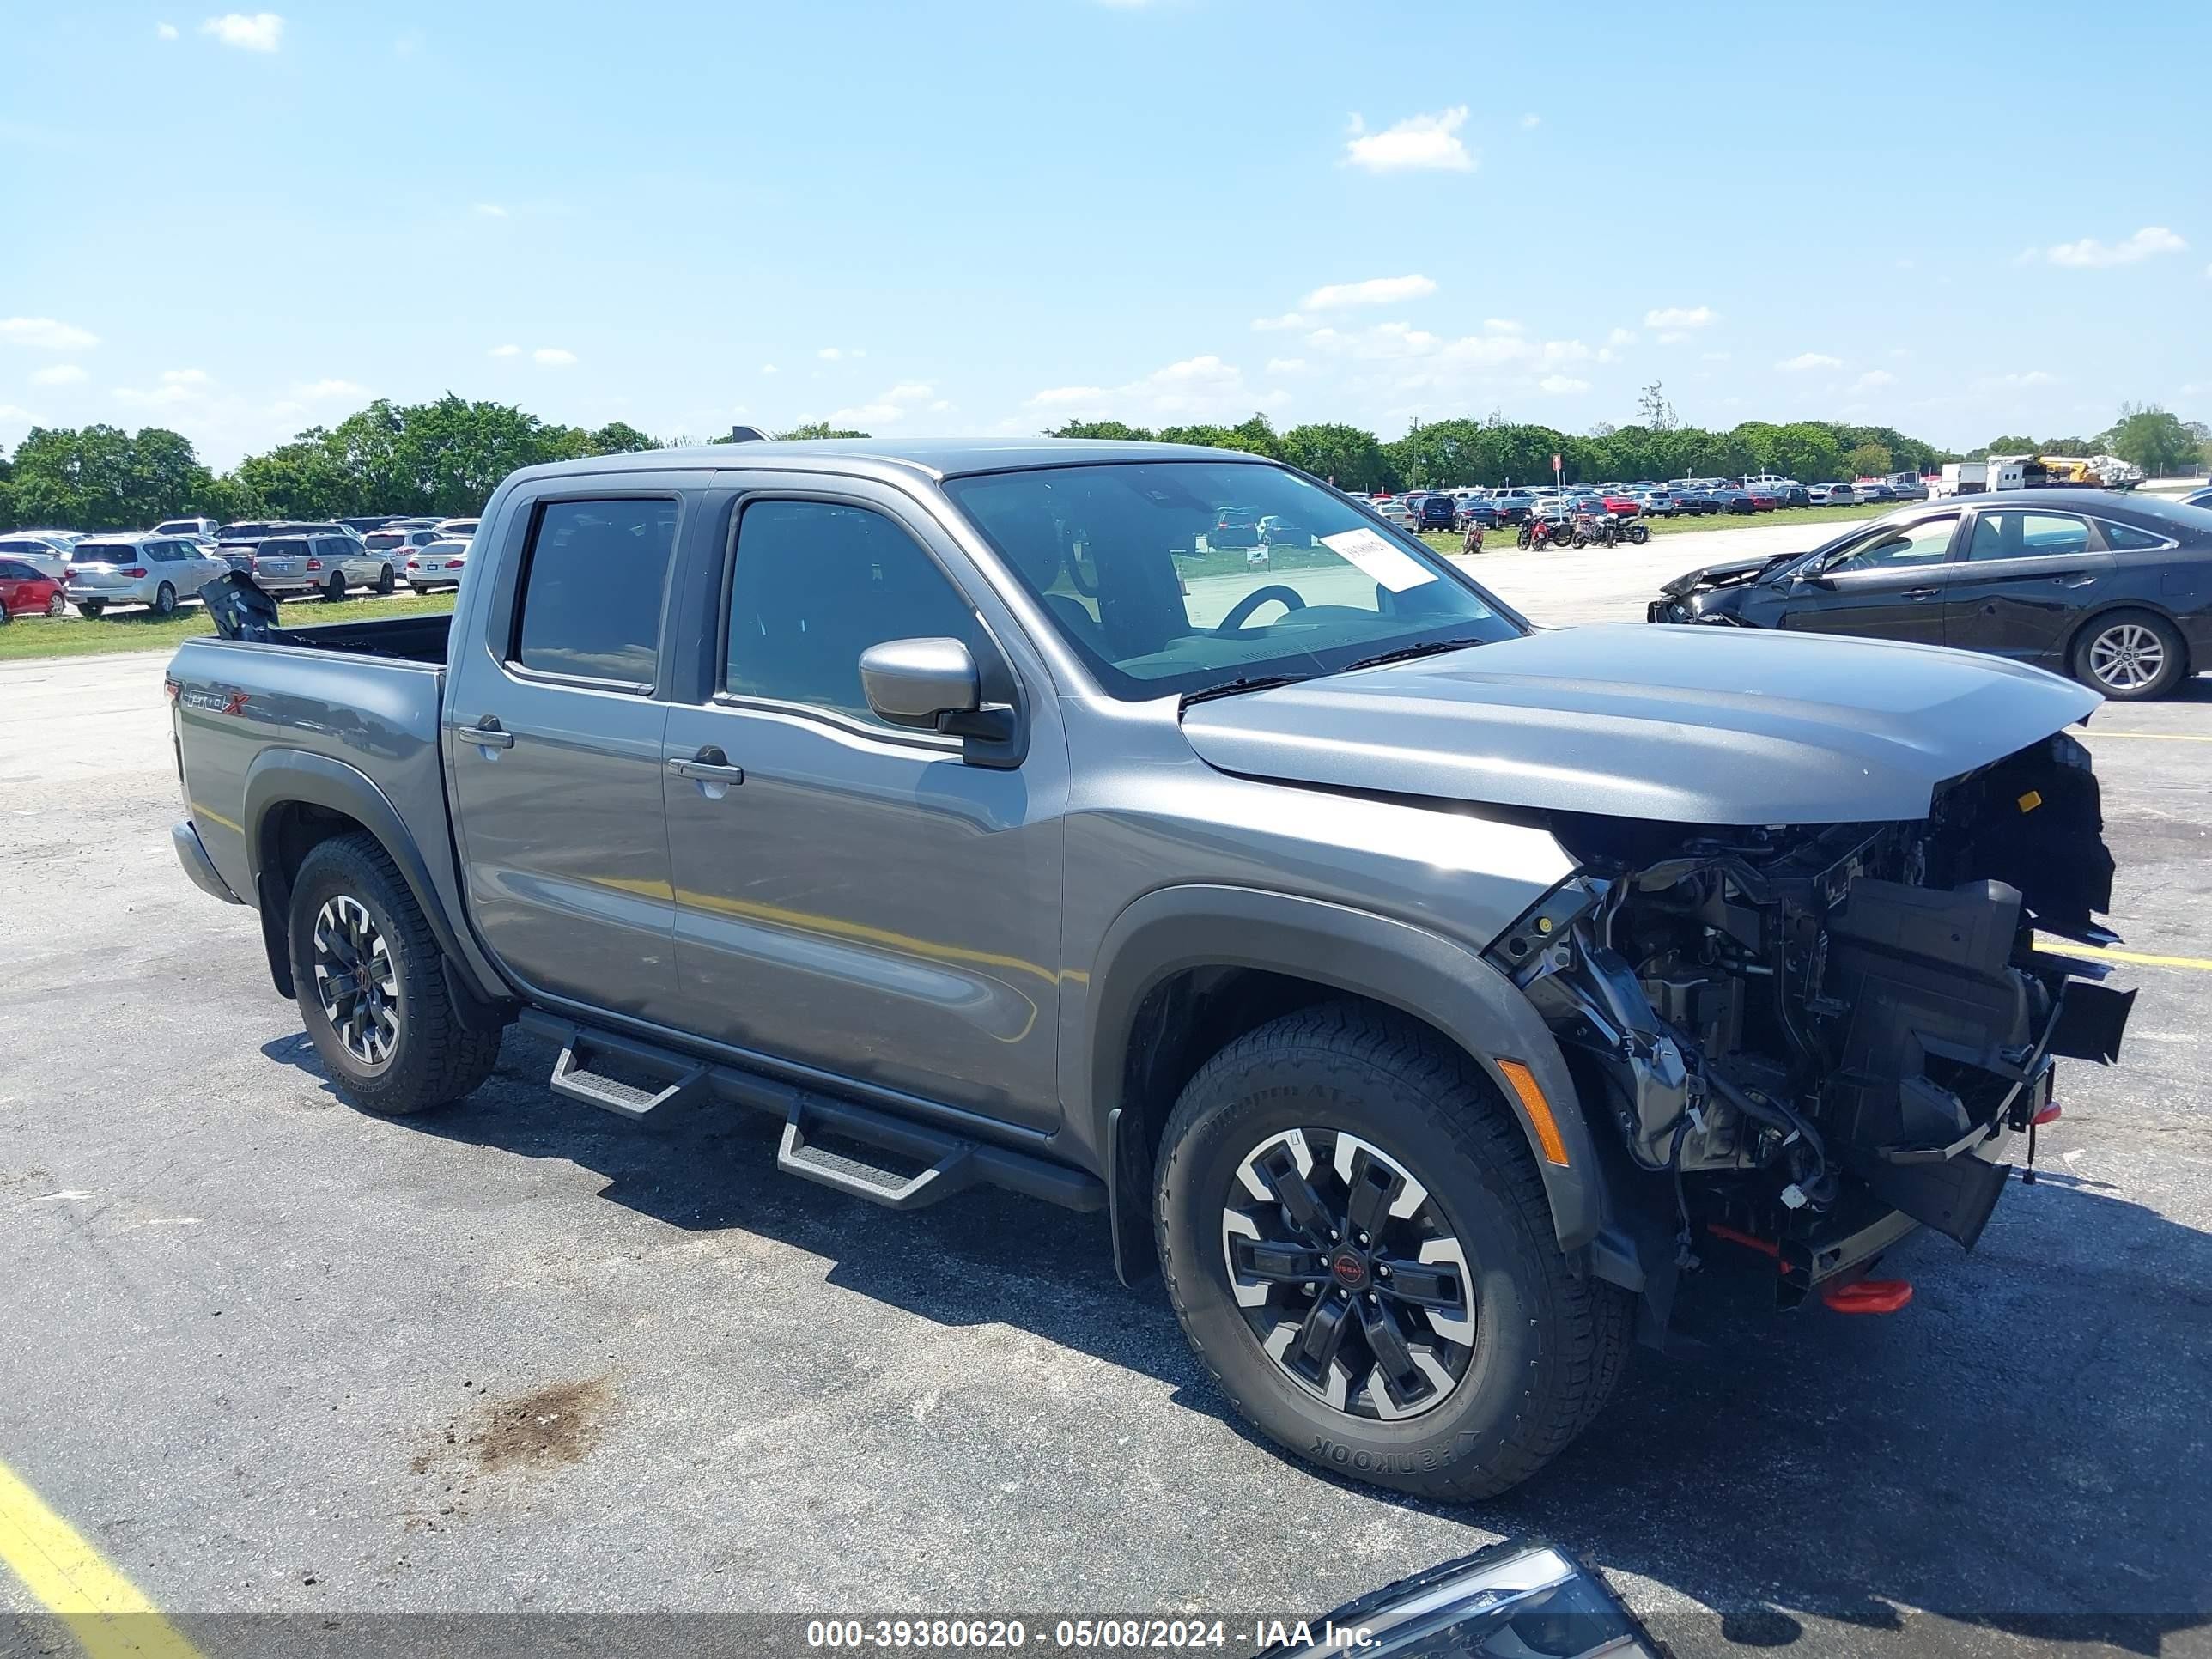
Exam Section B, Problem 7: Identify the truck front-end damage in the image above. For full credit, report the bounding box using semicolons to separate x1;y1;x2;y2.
1487;732;2134;1314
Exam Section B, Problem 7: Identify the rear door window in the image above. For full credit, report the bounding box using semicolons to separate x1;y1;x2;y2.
1964;510;2094;562
511;498;679;687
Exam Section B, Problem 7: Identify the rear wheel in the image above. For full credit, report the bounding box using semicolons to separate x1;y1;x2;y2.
152;582;178;617
1156;1002;1631;1501
2073;609;2185;700
376;564;395;594
1626;522;1650;544
324;572;348;603
287;832;501;1115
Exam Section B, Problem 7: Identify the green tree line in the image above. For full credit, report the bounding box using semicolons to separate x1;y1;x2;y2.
3;393;2203;534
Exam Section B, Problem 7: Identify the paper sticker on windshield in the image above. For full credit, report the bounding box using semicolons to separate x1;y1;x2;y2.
1322;528;1437;592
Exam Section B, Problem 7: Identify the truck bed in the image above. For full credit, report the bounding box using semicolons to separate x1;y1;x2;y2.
167;611;462;934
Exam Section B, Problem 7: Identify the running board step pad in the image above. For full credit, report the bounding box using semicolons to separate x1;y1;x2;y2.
549;1041;706;1121
777;1105;977;1210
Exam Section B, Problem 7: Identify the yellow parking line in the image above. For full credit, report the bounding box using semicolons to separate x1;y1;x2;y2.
2039;939;2212;973
0;1458;201;1659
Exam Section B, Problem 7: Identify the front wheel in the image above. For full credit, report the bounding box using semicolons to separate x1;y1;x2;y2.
47;592;67;617
376;564;395;594
2074;609;2185;700
287;832;501;1115
1155;1002;1631;1501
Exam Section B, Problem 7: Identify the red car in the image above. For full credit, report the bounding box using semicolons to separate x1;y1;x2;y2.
1598;489;1644;518
0;556;66;620
1743;484;1783;512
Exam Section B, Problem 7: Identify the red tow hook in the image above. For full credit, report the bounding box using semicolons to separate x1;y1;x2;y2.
1820;1279;1914;1315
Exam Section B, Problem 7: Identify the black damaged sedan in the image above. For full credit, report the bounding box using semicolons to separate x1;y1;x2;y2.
1650;488;2212;699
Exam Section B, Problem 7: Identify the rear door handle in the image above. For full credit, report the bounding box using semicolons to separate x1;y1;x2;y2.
458;716;514;750
667;744;744;785
2058;573;2099;588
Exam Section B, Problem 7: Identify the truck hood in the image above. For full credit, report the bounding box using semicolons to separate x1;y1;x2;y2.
1178;623;2100;824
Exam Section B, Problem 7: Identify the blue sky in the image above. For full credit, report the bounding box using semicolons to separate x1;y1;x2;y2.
4;0;2207;467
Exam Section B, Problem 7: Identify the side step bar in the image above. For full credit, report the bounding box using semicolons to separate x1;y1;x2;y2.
515;1010;1103;1215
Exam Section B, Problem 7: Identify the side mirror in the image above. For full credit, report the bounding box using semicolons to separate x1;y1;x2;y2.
1797;570;1838;590
860;637;1012;742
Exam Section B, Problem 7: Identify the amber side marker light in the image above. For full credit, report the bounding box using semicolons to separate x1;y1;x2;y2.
1496;1060;1570;1166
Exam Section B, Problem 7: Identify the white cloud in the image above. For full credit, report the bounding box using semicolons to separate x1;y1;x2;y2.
0;404;35;422
1850;369;1895;392
296;377;365;400
1251;312;1311;332
1700;350;1731;362
817;346;866;362
1265;357;1307;374
1777;351;1843;372
488;343;520;357
2;317;100;350
115;368;214;407
156;21;179;38
1025;355;1285;424
830;380;939;427
200;11;283;51
1644;306;1716;331
1301;274;1436;310
1607;327;1638;347
30;363;86;386
532;347;576;367
2039;226;2187;269
473;203;508;218
760;362;778;374
1520;113;1540;130
1539;375;1589;395
1991;369;2058;387
1343;106;1474;173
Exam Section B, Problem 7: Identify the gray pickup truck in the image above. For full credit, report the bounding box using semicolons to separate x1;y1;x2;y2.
169;437;2133;1499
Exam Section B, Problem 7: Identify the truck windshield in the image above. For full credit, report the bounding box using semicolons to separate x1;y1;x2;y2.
943;461;1520;702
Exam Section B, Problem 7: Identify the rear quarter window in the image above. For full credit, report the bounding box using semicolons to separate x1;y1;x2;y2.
510;498;680;687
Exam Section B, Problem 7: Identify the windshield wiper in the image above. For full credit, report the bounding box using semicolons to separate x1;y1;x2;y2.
1336;637;1490;674
1178;673;1307;708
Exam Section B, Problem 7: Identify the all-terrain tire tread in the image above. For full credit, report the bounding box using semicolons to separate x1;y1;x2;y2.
291;831;500;1115
1153;999;1631;1500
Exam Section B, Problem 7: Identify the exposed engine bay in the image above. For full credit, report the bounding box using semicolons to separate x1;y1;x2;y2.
1486;732;2136;1305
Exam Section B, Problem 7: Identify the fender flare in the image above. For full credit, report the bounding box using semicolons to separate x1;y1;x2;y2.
1084;884;1603;1261
241;749;505;1005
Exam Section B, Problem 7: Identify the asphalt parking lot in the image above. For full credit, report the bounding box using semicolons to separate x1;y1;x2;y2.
2;535;2208;1659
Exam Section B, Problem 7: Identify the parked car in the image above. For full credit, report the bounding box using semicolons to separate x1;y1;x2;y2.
2185;486;2212;511
1778;483;1811;507
1255;514;1310;547
0;556;66;619
1488;490;1536;525
1636;488;1688;517
153;517;221;540
0;534;73;580
1808;483;1855;506
1650;489;2212;699
64;533;229;617
337;515;415;536
1210;507;1261;550
404;538;471;592
1373;499;1419;532
173;439;2130;1504
1410;495;1457;533
1856;482;1898;504
248;532;398;599
1452;497;1498;531
1742;485;1783;513
1596;489;1644;519
361;526;452;576
1885;472;1931;502
432;517;481;540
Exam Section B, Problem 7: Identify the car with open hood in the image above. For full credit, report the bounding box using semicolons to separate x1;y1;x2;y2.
168;439;2134;1504
1650;488;2212;698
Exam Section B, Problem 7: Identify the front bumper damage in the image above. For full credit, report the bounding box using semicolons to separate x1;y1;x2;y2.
1486;729;2134;1318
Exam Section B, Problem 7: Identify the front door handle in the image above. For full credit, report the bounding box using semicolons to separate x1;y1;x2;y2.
2058;573;2099;588
1902;587;1939;600
461;716;514;750
666;744;744;785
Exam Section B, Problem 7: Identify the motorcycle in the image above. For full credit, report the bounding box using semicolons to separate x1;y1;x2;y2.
1516;514;1570;550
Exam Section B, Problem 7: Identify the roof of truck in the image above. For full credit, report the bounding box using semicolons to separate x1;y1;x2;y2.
509;436;1270;486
